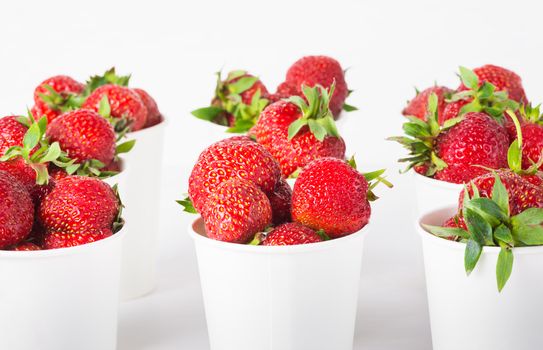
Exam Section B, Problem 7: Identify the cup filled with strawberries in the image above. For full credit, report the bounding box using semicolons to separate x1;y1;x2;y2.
183;56;391;350
29;68;166;299
390;65;533;214
0;116;125;350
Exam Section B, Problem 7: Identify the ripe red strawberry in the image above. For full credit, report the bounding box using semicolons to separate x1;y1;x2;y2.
11;242;41;251
439;100;469;125
0;116;27;155
458;64;527;103
47;109;116;166
459;170;543;216
192;71;269;132
82;84;148;131
261;222;323;246
43;228;112;249
39;176;119;235
434;113;509;183
0;170;34;249
202;178;272;243
267;178;292;225
282;56;350;117
33;75;84;123
443;216;467;230
133;88;162;128
188;136;281;214
291;157;371;238
0;157;53;203
252;85;346;177
402;86;452;121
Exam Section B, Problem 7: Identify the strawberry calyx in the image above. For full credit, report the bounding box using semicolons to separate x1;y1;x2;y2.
348;156;393;201
111;184;125;234
424;173;543;292
191;70;269;133
84;67;131;96
449;66;519;122
177;195;197;214
38;84;84;113
0;114;64;185
96;95;134;135
287;83;340;141
505;109;543;175
519;103;543;125
389;93;461;176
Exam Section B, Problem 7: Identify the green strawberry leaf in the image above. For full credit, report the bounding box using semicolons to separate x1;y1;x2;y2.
343;103;358;112
191;106;223;121
492;173;510;216
511;208;543;226
347;155;357;169
288;119;308;140
98;95;111;119
227;76;259;94
464;237;483;275
316;229;331;241
307;119;327;141
496;247;513;292
494;224;513;245
177;196;197;214
423;224;470;239
116;139;136;154
40;142;62;163
511;223;543;245
464;208;493;245
459;66;479;90
23;122;41;151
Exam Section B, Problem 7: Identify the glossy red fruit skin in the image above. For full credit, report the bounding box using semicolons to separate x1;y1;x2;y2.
253;100;346;177
276;81;299;97
39;176;119;235
284;56;348;117
440;100;469;125
459;170;543;216
262;222;323;246
458;64;527;103
434;113;509;184
43;228;112;249
0;116;27;155
33;75;84;123
291;157;370;238
47;109;116;165
0;170;34;249
188;136;281;214
0;157;53;204
202;178;272;243
519;123;543;170
267;178;292;225
402;86;452;121
82;84;148;131
11;242;41;251
133;88;162;128
231;74;268;105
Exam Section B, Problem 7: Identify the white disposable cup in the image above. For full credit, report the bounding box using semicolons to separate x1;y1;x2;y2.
189;218;366;350
417;207;543;350
102;158;127;192
413;171;462;215
119;119;166;300
0;230;125;350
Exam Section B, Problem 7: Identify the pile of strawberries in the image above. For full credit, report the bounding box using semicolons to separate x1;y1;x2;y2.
0;68;162;251
392;64;543;184
185;56;390;245
192;56;356;177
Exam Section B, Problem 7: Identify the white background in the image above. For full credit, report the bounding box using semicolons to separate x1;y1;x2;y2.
1;0;542;349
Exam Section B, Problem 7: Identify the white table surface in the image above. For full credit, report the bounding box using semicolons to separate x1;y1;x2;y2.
1;0;542;348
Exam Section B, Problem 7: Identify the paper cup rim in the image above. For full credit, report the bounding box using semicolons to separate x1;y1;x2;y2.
188;217;367;254
0;227;126;259
412;171;464;190
127;116;168;136
416;206;543;255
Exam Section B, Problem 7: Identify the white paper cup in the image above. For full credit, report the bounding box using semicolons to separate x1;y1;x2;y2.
190;218;366;350
102;158;127;192
417;207;543;350
120;119;166;300
0;230;125;350
413;171;462;215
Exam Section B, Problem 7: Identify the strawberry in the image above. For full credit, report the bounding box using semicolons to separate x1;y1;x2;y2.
291;157;378;238
440;66;520;124
202;178;272;243
0;170;34;249
426;173;543;291
192;71;269;133
0;158;52;203
133;88;162;127
188;136;281;214
267;178;292;225
261;222;323;246
43;228;112;249
39;176;120;235
391;93;509;183
282;56;352;117
402;86;452;121
0;116;28;155
458;64;527;103
252;84;346;177
33;75;84;123
503;105;543;170
82;84;148;131
47;109;116;166
11;242;41;251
